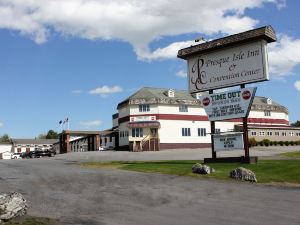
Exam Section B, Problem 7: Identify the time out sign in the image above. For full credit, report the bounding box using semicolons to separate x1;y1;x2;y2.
200;87;256;121
188;40;269;93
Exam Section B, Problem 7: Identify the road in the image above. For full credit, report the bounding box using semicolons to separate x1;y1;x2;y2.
0;147;299;225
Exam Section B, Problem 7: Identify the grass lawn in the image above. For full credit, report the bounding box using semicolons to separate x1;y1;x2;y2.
82;159;300;184
279;151;300;158
4;216;59;225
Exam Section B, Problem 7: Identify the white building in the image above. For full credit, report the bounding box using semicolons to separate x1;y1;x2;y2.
114;87;299;151
11;139;58;153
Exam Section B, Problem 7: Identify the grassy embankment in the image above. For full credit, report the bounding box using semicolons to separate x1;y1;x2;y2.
82;151;300;184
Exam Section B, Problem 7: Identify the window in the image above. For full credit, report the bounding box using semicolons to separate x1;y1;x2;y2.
251;131;257;136
139;104;150;112
198;128;206;136
215;129;221;134
264;111;271;117
179;105;188;112
296;133;300;137
267;131;273;136
275;132;280;136
132;128;143;137
259;131;265;136
289;132;295;136
182;128;191;136
282;132;287;136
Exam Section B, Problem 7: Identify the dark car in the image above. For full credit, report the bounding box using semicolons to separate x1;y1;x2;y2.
21;148;56;158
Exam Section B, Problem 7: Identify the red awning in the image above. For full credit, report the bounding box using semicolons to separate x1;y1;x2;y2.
127;121;160;128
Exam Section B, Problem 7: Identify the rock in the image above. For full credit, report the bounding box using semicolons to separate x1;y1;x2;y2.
0;192;27;223
229;167;257;183
192;163;215;174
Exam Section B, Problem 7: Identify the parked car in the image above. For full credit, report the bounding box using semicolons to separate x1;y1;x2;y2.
11;153;22;159
21;148;56;159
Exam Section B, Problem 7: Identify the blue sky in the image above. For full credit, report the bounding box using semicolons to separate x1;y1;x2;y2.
0;0;299;138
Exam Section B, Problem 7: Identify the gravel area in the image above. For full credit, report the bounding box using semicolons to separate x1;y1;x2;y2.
0;147;299;225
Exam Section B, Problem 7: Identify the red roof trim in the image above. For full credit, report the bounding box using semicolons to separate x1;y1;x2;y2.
118;114;289;125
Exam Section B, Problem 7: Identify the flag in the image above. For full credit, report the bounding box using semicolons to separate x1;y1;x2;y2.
59;120;62;125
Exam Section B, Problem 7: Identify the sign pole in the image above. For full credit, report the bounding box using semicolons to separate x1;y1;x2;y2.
209;90;216;159
243;117;249;158
241;84;250;160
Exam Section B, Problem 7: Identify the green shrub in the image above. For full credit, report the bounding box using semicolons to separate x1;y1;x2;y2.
289;141;295;146
261;139;271;147
284;141;290;146
279;141;284;146
273;141;278;146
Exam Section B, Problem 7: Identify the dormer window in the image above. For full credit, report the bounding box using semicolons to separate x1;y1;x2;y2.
168;89;175;98
195;93;202;100
267;98;272;105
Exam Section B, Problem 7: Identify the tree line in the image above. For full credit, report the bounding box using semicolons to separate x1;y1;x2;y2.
0;130;59;143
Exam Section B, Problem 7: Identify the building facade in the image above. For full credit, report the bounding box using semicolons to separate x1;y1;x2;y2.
11;139;58;153
114;87;299;151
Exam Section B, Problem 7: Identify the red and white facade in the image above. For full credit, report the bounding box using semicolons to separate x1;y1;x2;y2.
114;88;299;151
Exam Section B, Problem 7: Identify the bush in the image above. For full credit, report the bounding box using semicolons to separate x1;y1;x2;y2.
279;141;284;146
289;141;295;146
284;141;290;146
273;141;278;146
248;137;257;147
261;139;271;147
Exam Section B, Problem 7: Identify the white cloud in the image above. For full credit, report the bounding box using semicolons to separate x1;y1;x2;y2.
141;40;195;61
72;90;82;94
176;70;187;78
268;35;300;79
295;81;300;91
79;120;102;128
0;122;3;127
0;0;283;60
89;85;123;97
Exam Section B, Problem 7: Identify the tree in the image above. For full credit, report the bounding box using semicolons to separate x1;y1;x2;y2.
37;130;59;139
0;134;11;143
291;120;300;127
46;130;58;139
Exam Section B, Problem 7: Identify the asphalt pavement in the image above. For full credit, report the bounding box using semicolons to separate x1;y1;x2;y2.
0;147;299;225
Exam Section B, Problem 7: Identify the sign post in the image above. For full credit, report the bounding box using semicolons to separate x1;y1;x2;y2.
177;25;276;163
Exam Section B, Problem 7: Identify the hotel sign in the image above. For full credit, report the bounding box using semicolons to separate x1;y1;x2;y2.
188;40;269;93
200;87;256;121
214;133;244;152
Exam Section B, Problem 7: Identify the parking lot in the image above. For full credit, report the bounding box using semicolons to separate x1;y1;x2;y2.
0;147;300;225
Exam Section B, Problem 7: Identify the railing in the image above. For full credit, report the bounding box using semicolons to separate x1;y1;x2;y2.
141;134;150;151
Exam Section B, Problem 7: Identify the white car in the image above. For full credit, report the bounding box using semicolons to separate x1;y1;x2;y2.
11;153;22;159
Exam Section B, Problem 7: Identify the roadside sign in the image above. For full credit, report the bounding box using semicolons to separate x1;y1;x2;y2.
188;40;268;93
213;133;244;152
200;87;256;121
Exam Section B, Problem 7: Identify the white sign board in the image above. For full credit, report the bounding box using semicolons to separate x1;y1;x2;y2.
200;87;256;121
188;40;268;93
130;116;156;122
214;133;244;152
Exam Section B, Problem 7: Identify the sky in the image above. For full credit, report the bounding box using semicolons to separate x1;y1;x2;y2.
0;0;300;138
